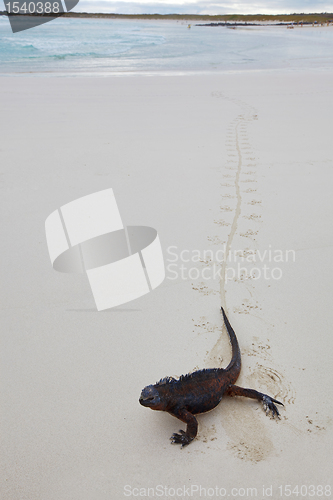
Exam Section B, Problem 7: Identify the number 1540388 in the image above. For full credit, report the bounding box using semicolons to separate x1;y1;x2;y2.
5;1;61;14
277;485;331;497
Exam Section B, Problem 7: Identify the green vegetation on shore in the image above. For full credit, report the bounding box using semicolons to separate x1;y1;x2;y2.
45;13;333;23
1;11;332;24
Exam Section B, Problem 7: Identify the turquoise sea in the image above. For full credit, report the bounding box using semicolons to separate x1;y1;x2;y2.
1;16;333;76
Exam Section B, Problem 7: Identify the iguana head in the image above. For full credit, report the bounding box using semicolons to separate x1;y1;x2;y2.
139;385;166;411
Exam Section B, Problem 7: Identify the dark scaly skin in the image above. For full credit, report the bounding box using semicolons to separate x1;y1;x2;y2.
139;307;284;447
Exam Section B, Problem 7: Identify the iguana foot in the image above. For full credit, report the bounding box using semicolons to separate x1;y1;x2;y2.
262;395;283;418
170;430;192;448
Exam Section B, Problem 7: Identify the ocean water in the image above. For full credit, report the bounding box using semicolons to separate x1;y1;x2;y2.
1;16;333;76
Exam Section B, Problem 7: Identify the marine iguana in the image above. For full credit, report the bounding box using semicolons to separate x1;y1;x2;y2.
139;307;283;447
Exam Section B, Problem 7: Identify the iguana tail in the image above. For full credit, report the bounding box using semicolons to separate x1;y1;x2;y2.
221;307;241;377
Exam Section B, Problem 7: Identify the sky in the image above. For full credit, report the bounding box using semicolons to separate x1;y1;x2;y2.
1;0;332;15
74;0;333;14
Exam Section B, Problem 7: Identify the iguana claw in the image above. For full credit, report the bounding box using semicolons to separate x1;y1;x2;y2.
262;395;284;418
170;430;191;447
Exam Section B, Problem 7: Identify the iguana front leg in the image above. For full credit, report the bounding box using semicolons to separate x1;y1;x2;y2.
226;384;284;418
169;407;198;447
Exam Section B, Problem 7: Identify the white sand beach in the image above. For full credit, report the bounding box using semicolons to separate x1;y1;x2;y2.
1;71;333;499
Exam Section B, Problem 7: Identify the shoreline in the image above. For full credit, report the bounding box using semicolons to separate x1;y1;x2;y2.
2;65;333;78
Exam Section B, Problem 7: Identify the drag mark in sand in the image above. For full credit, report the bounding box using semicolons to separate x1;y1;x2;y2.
209;92;260;360
219;120;242;308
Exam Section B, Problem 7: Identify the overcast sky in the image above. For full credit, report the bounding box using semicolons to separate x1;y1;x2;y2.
72;0;333;14
1;0;332;15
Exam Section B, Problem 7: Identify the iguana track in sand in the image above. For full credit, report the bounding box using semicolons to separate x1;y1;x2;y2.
206;92;277;462
210;91;259;347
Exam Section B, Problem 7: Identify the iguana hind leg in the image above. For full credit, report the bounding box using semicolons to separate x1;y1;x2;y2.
226;384;283;418
169;408;198;447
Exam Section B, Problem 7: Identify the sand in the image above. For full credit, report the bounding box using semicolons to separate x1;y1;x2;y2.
1;71;332;499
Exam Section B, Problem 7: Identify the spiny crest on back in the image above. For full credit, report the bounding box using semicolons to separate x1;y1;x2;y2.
178;368;221;382
155;376;177;386
155;368;222;387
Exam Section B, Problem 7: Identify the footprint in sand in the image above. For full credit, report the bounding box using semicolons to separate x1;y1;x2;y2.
221;194;236;199
248;200;262;205
243;214;262;221
214;219;231;227
247;363;296;405
207;235;226;245
192;283;218;297
240;229;258;238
